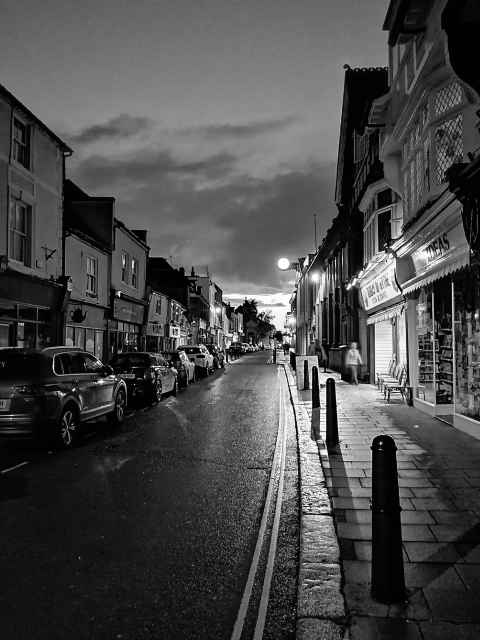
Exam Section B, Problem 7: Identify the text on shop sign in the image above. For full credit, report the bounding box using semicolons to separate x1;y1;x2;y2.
361;265;400;310
425;233;450;263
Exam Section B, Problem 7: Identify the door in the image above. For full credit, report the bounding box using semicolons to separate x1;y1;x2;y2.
54;352;97;416
83;353;116;408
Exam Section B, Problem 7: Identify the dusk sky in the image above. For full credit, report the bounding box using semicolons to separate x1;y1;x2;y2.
2;0;389;327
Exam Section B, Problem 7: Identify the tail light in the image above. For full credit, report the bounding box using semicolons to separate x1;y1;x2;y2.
13;385;38;396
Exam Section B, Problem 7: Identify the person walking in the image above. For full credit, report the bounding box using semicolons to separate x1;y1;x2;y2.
345;341;362;385
314;339;327;371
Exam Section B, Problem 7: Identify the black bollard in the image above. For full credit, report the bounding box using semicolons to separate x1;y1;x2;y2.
312;366;320;408
311;366;320;440
303;359;310;390
273;347;277;364
371;434;406;604
326;377;339;450
225;349;229;364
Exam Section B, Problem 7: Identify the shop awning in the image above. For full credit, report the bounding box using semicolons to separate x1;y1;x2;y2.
401;252;470;295
367;302;406;325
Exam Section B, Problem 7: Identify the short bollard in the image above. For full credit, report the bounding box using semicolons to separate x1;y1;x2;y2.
303;360;310;390
225;350;229;364
311;366;320;440
273;348;277;364
326;377;339;450
290;351;296;371
371;434;406;604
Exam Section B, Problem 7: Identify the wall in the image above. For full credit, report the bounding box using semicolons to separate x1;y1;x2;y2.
65;234;109;307
112;225;148;300
0;94;63;280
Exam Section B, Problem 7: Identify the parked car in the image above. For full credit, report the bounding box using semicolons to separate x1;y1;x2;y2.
177;344;214;377
164;350;195;388
110;352;177;405
229;342;244;357
242;342;253;352
0;347;127;449
206;344;225;369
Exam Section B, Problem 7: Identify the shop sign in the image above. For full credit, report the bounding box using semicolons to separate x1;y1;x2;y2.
169;325;180;338
113;298;144;324
412;224;467;274
361;265;400;310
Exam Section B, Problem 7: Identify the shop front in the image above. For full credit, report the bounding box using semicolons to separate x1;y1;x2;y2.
65;303;107;361
108;296;146;357
359;260;407;385
399;218;470;424
144;321;164;353
0;271;65;348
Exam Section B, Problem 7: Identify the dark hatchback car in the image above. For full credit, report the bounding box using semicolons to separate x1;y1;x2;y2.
109;352;177;405
0;347;127;448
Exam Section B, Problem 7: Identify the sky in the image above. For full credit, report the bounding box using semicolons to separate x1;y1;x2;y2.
1;0;389;328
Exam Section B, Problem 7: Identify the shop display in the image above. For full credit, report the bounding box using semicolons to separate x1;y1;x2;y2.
453;270;480;422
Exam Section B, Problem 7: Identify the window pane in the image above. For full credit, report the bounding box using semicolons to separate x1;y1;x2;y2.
86;328;95;354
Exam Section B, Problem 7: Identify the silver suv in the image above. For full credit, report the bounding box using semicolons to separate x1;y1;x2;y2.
0;346;127;448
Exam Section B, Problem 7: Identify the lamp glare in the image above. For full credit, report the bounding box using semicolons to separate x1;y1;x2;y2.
278;258;290;270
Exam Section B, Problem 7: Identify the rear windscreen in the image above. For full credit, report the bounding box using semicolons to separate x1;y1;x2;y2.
0;352;50;379
111;354;149;368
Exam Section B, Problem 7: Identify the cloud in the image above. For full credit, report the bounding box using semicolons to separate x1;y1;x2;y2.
68;114;154;145
179;116;299;140
72;148;237;189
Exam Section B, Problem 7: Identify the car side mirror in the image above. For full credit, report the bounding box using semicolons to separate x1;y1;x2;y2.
104;365;114;376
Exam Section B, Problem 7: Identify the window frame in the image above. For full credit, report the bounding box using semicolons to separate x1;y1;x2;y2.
12;116;31;170
8;198;33;267
121;252;129;283
86;255;98;297
131;257;139;288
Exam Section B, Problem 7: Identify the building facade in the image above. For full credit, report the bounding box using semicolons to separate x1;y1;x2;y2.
0;84;72;349
109;221;149;356
366;0;480;436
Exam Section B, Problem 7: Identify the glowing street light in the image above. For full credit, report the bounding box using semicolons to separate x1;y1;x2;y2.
277;257;291;270
310;271;320;283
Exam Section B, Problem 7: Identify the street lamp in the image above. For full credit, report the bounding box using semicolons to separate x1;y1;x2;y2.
277;257;300;271
310;271;320;283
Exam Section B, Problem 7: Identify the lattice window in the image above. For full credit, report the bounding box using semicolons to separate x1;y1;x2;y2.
433;82;463;117
434;114;463;183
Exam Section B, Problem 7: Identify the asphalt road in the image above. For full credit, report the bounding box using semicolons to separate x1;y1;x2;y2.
0;351;299;640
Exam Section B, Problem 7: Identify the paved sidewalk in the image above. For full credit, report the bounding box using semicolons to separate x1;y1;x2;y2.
282;354;480;640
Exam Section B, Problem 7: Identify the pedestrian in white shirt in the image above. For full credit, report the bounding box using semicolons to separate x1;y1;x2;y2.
345;342;362;385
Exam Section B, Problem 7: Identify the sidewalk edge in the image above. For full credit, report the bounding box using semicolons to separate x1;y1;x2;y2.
283;363;348;640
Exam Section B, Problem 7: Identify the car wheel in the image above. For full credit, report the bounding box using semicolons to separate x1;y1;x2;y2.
109;389;126;425
148;378;162;404
56;405;79;449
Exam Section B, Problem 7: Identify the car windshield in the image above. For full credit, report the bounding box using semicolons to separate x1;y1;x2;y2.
0;351;50;379
111;354;149;368
180;347;201;354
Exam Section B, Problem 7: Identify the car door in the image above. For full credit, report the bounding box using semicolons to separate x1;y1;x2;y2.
61;352;99;417
83;353;116;410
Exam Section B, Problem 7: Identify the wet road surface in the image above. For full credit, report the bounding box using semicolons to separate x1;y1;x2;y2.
0;351;299;639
